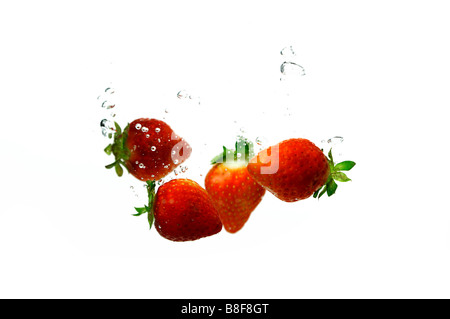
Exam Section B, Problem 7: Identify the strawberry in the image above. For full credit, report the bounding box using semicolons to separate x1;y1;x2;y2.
205;140;265;233
134;179;222;242
104;118;191;181
247;138;355;202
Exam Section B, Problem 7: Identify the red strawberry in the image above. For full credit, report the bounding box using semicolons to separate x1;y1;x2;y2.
205;140;265;233
135;179;222;242
247;138;355;202
104;118;191;181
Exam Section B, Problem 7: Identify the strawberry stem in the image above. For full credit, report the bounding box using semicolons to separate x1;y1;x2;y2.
133;180;157;229
313;148;356;199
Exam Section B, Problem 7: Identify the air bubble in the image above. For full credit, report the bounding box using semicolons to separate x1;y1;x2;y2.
141;127;149;133
101;101;115;109
151;146;156;151
135;123;142;130
100;119;115;138
280;46;296;57
155;128;161;133
280;62;306;78
105;87;115;94
327;136;344;144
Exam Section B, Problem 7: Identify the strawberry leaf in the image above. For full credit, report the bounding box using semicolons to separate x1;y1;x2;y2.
332;172;351;182
210;138;254;165
316;147;355;199
105;161;118;169
115;163;123;177
104;122;131;177
313;189;320;198
326;179;338;196
334;161;356;171
133;206;148;216
211;146;230;164
104;144;113;155
318;186;327;199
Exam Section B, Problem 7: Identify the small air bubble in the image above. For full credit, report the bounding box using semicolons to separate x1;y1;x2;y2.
280;46;296;57
135;123;142;130
177;90;189;99
327;136;344;144
141;127;149;133
139;163;145;169
151;146;156;151
101;101;115;109
256;137;263;145
155;128;161;133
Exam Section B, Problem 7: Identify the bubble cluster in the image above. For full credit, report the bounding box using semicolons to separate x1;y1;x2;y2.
280;46;306;81
100;119;115;137
98;86;117;138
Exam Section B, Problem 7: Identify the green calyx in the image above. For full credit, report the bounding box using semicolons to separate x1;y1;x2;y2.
211;138;254;165
313;148;356;199
104;122;131;177
133;180;156;229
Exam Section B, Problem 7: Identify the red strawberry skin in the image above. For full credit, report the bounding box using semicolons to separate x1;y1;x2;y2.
205;163;265;233
247;138;330;202
125;118;191;181
154;179;222;242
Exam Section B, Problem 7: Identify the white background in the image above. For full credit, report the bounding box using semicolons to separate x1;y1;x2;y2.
1;0;449;298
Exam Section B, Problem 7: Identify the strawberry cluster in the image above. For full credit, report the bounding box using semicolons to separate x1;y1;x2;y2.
105;118;355;242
